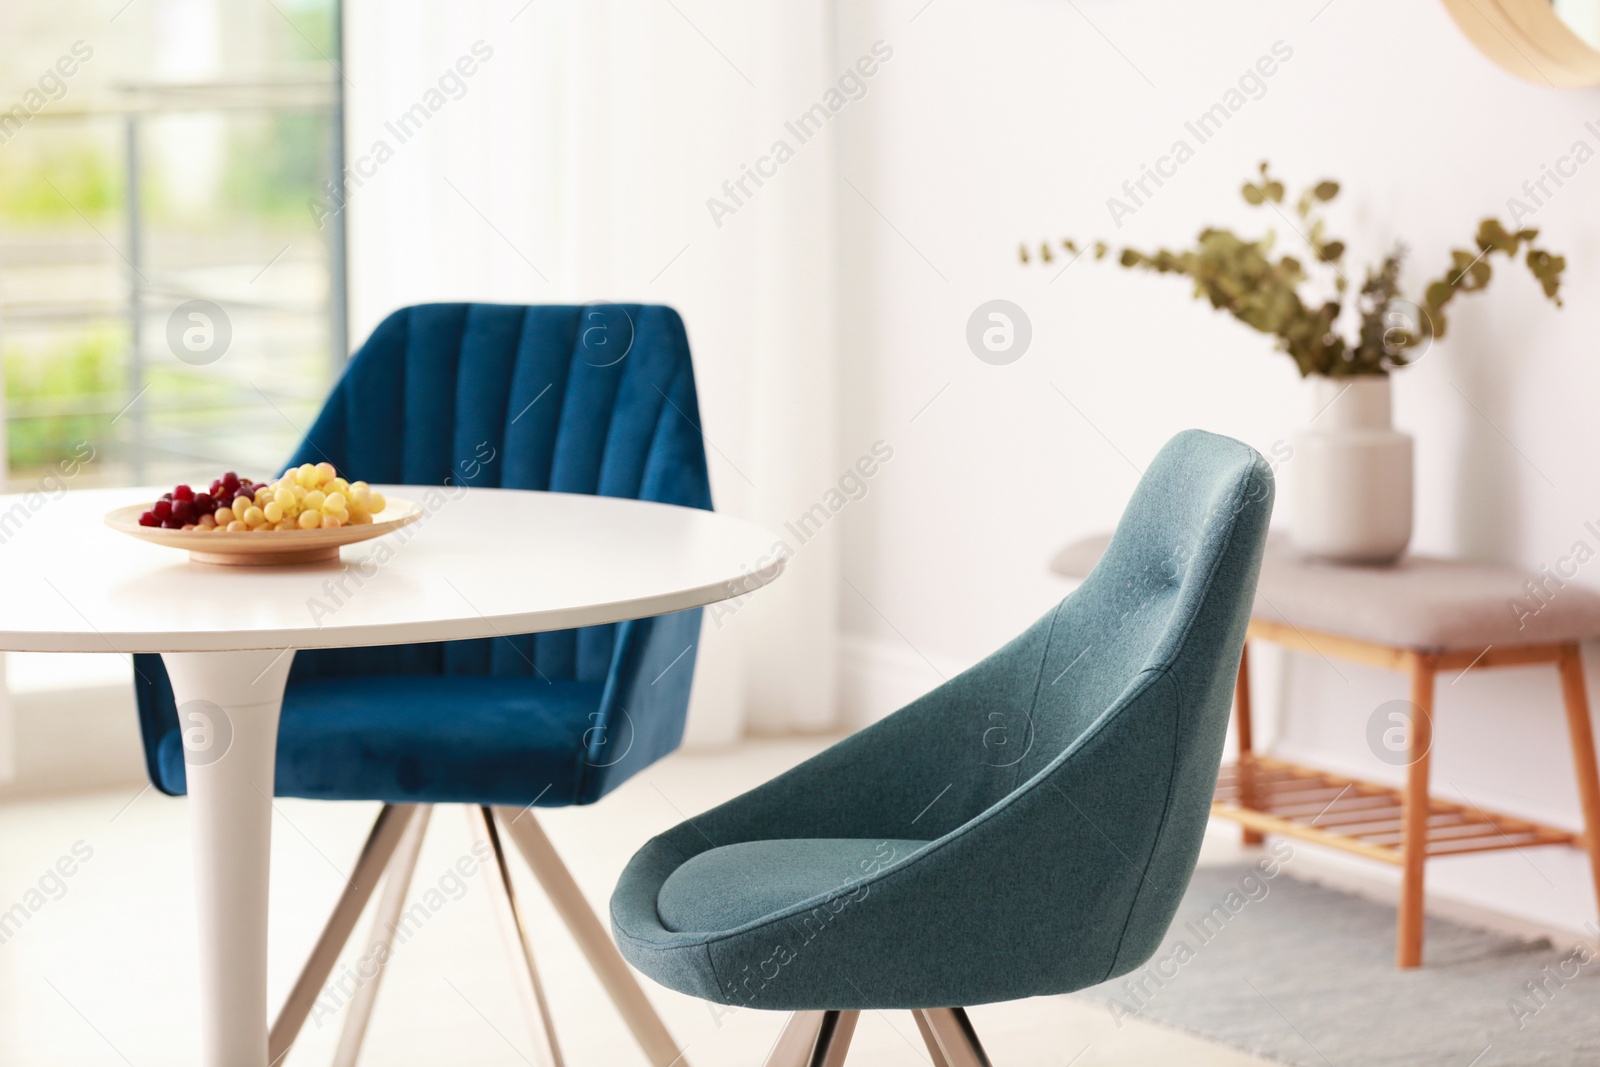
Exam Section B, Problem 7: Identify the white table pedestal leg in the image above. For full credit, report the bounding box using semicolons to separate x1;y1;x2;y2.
162;648;297;1067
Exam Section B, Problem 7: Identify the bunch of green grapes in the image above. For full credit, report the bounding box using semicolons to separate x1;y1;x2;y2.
208;463;388;533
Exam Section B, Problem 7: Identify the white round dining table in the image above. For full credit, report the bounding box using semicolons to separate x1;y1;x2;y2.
0;484;784;1067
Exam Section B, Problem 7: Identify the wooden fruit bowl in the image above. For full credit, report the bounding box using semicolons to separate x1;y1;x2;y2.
105;497;424;566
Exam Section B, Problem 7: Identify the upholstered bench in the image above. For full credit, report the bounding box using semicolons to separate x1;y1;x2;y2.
1053;533;1600;968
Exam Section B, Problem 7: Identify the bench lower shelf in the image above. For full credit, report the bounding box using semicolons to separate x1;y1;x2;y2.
1212;755;1581;866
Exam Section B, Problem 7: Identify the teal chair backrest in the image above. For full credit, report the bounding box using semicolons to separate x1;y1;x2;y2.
868;428;1276;978
285;301;713;684
133;303;714;802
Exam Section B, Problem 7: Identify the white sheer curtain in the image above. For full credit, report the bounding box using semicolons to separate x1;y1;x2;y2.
341;0;841;740
0;367;9;783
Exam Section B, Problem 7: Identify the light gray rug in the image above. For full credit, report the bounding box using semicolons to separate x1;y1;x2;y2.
1076;863;1600;1066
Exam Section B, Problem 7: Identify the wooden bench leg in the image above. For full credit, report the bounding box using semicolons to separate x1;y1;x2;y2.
1557;644;1600;917
1397;652;1436;969
1235;643;1264;846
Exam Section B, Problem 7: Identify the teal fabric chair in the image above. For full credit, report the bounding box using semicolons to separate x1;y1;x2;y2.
132;302;712;808
610;430;1273;1065
130;303;713;1067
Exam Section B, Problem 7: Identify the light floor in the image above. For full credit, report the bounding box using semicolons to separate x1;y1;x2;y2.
0;737;1284;1066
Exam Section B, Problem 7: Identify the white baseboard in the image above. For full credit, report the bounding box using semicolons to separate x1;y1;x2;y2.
838;632;968;730
0;683;146;799
0;657;11;786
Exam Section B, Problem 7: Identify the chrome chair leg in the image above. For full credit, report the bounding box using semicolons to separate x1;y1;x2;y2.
491;805;689;1067
267;803;422;1065
763;1011;826;1067
912;1009;953;1067
472;805;565;1067
918;1008;993;1067
810;1010;858;1067
330;804;433;1067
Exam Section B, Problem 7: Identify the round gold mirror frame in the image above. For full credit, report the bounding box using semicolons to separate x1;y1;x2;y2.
1440;0;1600;86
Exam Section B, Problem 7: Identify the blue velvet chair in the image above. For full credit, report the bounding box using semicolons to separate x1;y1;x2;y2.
610;430;1274;1066
133;302;712;1067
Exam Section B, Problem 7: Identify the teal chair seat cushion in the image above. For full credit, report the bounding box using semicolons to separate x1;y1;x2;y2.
657;838;930;933
155;675;604;805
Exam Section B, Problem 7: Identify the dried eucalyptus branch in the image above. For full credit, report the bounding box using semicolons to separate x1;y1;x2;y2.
1023;162;1567;377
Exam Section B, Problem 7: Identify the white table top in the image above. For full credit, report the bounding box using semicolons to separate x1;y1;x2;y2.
0;486;784;653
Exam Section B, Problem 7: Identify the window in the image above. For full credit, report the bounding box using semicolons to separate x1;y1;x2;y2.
1;0;347;492
1;0;346;705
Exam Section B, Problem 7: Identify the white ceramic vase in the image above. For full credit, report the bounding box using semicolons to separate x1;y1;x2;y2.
1290;375;1413;564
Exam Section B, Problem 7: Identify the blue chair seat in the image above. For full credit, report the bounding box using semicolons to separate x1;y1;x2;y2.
657;838;930;933
154;675;604;806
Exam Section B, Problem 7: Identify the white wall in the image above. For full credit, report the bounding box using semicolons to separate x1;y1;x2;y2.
833;0;1600;935
340;1;848;742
